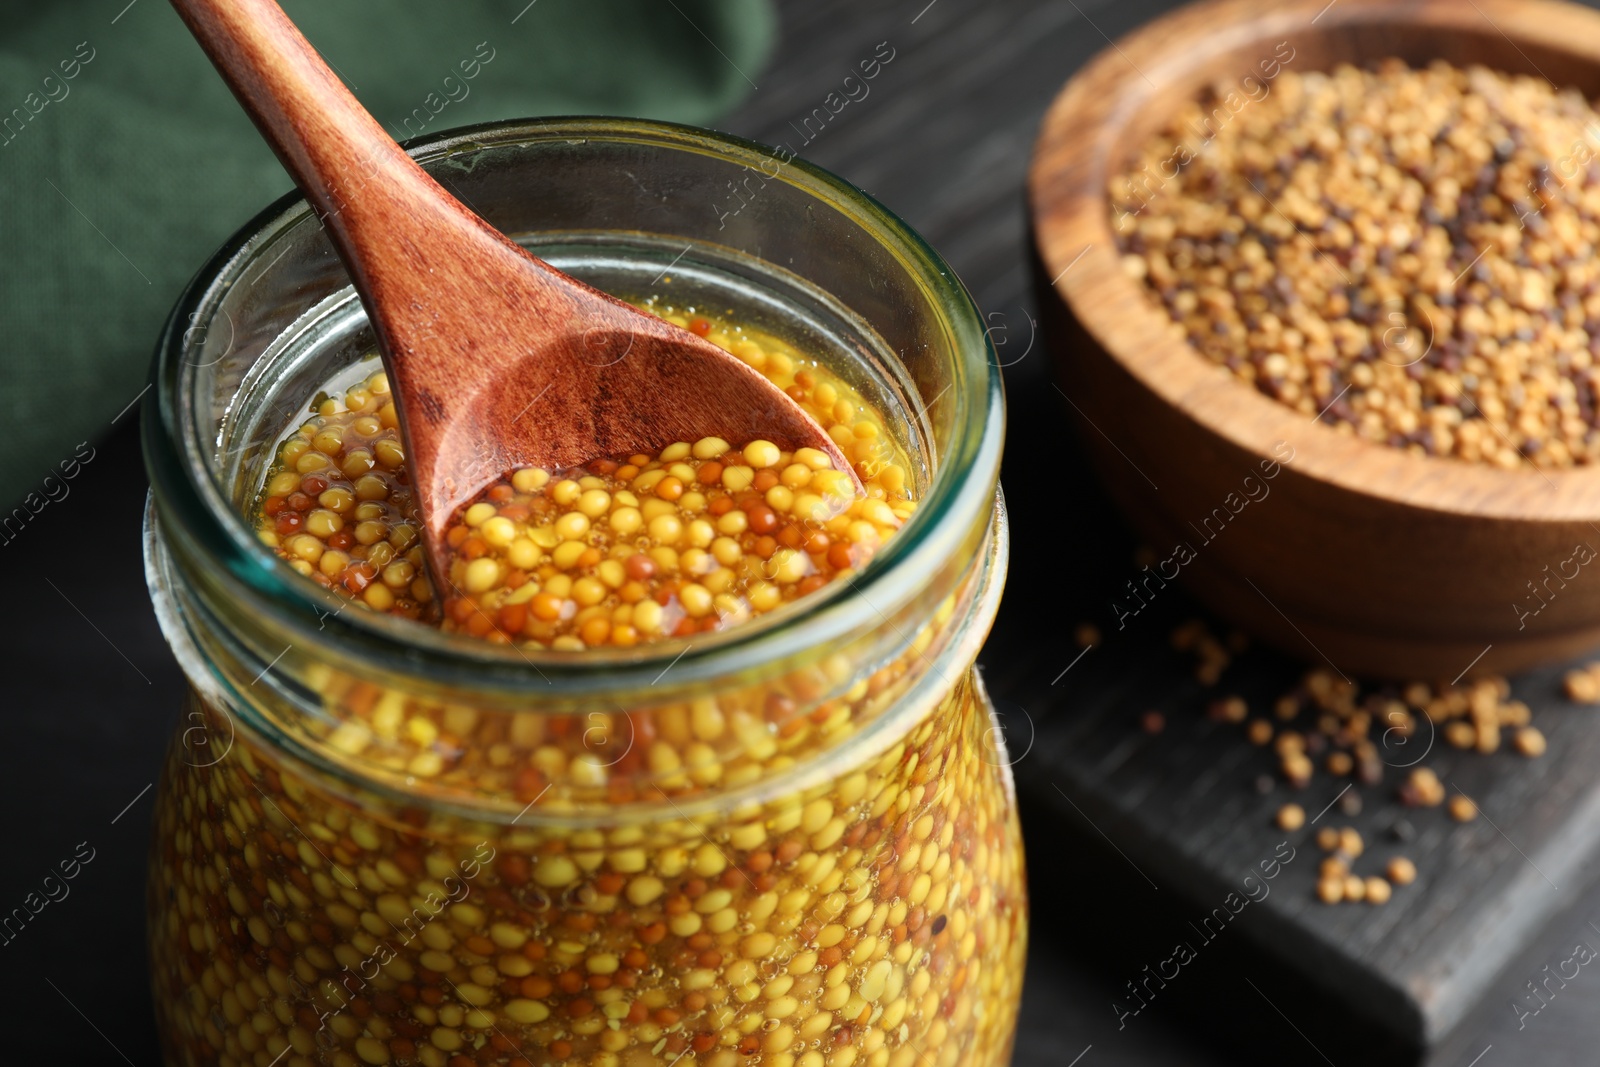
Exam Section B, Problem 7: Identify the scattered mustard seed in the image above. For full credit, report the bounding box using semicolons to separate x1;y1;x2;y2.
1500;700;1532;727
1444;721;1477;750
1171;619;1232;683
1277;803;1307;831
1449;794;1480;822
1283;754;1315;789
1387;856;1418;886
1515;725;1548;757
1401;767;1447;807
1365;877;1393;905
1565;665;1600;704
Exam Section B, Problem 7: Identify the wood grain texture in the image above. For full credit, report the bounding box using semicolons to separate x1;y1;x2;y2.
1029;0;1600;679
169;0;853;581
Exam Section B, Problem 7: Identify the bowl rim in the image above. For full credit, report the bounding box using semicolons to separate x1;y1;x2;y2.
1029;0;1600;523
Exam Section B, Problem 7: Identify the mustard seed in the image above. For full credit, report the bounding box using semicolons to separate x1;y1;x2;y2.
1566;667;1600;704
1387;856;1418;886
1445;721;1477;749
1401;767;1446;807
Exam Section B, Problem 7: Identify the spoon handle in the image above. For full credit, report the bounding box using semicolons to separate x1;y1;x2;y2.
167;0;492;282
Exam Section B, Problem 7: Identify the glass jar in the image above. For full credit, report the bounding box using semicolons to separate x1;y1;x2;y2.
142;118;1021;1067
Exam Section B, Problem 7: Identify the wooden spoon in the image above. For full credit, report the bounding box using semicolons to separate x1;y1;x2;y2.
170;0;857;585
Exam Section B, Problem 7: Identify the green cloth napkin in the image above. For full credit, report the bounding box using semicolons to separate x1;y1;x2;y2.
0;0;773;512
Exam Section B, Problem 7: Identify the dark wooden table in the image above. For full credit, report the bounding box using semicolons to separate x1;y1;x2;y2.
11;0;1600;1063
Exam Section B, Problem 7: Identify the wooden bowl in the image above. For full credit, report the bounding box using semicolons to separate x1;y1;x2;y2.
1029;0;1600;680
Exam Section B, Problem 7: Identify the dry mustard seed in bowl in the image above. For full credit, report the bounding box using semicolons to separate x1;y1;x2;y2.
1036;0;1600;678
1112;59;1600;469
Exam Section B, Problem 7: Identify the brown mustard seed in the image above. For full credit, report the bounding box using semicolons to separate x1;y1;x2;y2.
1316;826;1341;852
1075;622;1102;648
1365;876;1393;905
1141;710;1167;735
1320;856;1349;880
1339;827;1365;859
1246;719;1274;745
1317;877;1345;904
1277;803;1307;831
1387;856;1419;885
1343;874;1367;902
1449;794;1480;822
1113;61;1600;470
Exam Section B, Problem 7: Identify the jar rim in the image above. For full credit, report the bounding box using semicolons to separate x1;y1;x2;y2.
143;116;1004;698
